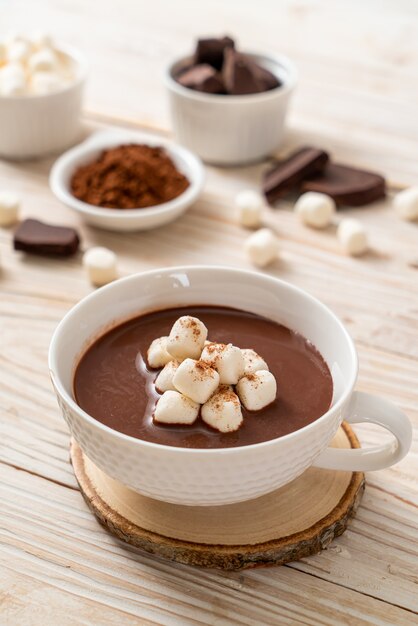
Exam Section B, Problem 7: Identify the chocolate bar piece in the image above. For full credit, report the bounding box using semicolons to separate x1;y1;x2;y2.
301;163;386;206
194;36;235;70
223;49;265;95
177;64;225;94
263;147;329;204
14;219;80;257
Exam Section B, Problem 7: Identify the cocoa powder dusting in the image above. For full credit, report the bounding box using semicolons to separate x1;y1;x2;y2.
70;144;190;209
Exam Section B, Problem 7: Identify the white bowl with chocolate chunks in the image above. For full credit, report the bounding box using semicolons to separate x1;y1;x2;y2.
165;36;297;165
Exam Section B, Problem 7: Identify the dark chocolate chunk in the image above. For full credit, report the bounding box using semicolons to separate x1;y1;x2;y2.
14;219;80;257
222;49;265;95
301;163;386;206
177;64;225;94
252;64;281;91
263;147;329;204
194;36;235;70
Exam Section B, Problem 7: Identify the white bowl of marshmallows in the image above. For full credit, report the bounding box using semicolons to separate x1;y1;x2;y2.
0;32;87;159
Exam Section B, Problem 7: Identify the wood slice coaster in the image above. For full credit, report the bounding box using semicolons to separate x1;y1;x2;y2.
70;423;365;570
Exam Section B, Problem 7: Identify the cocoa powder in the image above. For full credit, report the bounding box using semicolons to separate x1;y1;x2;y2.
70;144;190;209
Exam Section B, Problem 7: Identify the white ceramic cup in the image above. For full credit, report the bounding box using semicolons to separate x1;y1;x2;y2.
0;44;87;160
165;53;297;165
49;267;412;506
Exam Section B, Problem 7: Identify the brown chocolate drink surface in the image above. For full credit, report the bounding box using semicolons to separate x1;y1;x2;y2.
74;306;333;449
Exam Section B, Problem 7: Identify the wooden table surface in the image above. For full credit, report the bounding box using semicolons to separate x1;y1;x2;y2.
1;1;418;624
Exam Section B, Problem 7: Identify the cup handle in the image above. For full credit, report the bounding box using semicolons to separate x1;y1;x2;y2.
313;391;412;472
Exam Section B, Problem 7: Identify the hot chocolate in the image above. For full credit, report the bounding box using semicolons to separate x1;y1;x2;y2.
74;306;333;449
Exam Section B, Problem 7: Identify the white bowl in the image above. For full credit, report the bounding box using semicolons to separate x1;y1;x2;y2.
49;129;205;232
0;44;87;159
49;266;411;506
165;52;298;165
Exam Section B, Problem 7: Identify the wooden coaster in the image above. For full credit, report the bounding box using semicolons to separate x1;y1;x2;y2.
71;423;365;570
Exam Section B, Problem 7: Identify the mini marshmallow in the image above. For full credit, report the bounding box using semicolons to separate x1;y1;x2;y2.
0;75;26;96
30;32;54;50
244;228;279;268
154;390;199;425
0;63;27;96
31;71;64;95
0;62;26;82
236;370;277;411
0;191;20;226
7;40;32;63
393;187;418;221
201;342;244;385
201;386;243;433
295;192;335;229
147;337;173;369
155;360;179;393
28;48;57;73
0;42;6;63
242;348;269;374
166;316;208;360
83;247;118;286
172;358;220;404
235;189;264;228
337;218;368;256
5;33;31;47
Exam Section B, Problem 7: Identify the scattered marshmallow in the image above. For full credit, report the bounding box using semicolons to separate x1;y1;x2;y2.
155;360;179;393
154;390;199;425
28;48;57;73
236;370;277;411
147;337;173;369
242;348;269;375
337;218;368;256
295;192;335;229
172;358;220;404
235;189;264;228
244;228;279;267
201;342;244;385
83;247;118;287
0;191;20;226
166;315;208;361
201;386;243;433
393;187;418;221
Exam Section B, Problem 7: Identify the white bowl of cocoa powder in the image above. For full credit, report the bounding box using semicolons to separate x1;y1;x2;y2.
49;129;205;232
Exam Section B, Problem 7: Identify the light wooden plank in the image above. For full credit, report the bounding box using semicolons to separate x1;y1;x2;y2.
1;570;157;626
1;464;416;626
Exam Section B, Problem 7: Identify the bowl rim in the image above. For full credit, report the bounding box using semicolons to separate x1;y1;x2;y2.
0;42;88;101
164;50;298;104
49;130;205;219
49;265;358;456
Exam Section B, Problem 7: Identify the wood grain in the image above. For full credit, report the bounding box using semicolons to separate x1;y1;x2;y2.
1;0;418;623
70;426;365;569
